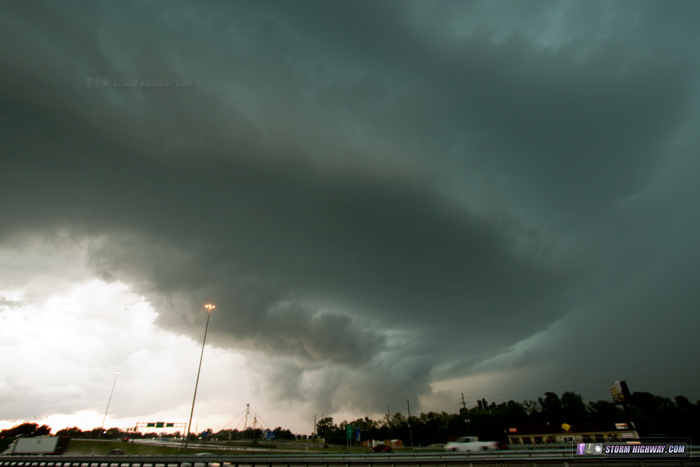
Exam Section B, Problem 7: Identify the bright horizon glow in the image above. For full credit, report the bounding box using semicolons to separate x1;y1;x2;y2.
0;253;297;435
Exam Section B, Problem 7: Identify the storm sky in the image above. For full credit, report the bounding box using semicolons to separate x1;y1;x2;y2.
2;0;700;434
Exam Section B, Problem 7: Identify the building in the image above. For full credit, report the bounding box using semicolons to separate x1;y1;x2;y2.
364;439;404;448
506;422;639;445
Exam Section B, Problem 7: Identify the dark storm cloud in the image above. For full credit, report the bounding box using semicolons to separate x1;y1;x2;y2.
2;93;568;363
2;0;700;416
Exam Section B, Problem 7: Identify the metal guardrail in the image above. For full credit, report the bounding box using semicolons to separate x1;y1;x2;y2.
0;449;700;467
1;450;699;467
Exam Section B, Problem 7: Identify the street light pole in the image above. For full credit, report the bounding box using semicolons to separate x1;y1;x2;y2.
99;370;120;438
184;304;214;451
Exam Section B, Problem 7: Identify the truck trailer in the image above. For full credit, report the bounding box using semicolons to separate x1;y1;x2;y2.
5;436;69;455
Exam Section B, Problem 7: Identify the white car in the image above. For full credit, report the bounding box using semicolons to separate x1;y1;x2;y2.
444;436;505;452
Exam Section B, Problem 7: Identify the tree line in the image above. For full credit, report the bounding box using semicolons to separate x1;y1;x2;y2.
0;424;300;442
3;391;699;446
315;391;700;446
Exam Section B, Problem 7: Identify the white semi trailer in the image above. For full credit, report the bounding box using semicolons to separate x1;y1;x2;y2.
5;436;69;455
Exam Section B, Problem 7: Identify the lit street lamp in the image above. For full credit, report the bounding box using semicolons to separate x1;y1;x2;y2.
184;304;214;451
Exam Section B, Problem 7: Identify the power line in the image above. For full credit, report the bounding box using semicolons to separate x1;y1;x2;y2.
217;407;248;432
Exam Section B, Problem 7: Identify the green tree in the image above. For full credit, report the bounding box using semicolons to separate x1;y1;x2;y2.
55;427;83;438
465;401;508;442
105;427;124;438
415;411;451;445
0;423;52;438
349;417;380;442
241;427;262;440
273;427;295;440
522;399;541;420
588;400;623;421
673;396;700;441
560;392;588;423
628;392;674;436
504;400;529;426
538;392;562;424
315;417;338;443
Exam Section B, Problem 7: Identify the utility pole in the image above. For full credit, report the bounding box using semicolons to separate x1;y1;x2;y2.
386;406;392;444
461;393;470;430
407;399;414;449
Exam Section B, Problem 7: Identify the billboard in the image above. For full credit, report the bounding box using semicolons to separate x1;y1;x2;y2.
609;380;630;403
